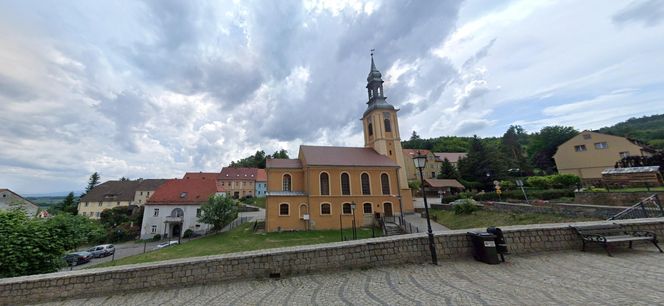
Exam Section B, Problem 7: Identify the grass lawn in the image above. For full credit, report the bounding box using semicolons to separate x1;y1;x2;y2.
252;197;266;208
93;223;380;268
430;209;601;230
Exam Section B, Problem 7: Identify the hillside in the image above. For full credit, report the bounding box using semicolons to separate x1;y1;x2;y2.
599;114;664;149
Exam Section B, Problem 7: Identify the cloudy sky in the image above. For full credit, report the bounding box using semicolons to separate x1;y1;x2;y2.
1;0;663;194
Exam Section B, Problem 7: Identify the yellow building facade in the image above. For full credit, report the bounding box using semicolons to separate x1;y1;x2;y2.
265;56;414;232
553;131;654;180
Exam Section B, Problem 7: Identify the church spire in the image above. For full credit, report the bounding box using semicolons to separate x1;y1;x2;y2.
364;51;394;117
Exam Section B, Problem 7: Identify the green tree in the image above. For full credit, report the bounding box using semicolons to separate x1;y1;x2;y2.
86;172;100;193
501;125;532;175
198;195;238;231
437;157;459;179
99;206;132;229
527;126;578;174
271;149;289;159
46;213;105;251
48;192;78;215
457;136;508;190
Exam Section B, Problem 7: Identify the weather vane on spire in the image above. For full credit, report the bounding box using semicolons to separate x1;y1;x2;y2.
371;48;375;57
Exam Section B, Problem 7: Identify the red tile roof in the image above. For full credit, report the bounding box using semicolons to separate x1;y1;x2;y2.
434;152;467;163
300;145;398;167
403;149;431;158
266;159;302;169
182;172;220;180
219;167;258;180
256;169;267;181
147;178;223;205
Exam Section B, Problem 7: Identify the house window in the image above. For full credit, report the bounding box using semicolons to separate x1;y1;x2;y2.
381;173;391;195
282;174;292;192
147;192;150;196
196;209;201;217
431;172;436;178
85;202;89;207
583;134;591;140
363;203;372;214
320;172;330;195
153;208;159;217
341;173;351;195
321;203;331;215
619;151;630;159
151;225;157;233
594;142;608;149
368;117;373;136
98;202;102;207
140;191;143;196
279;203;289;216
342;203;352;214
383;112;392;132
95;212;100;217
574;145;587;152
361;173;371;195
117;201;120;205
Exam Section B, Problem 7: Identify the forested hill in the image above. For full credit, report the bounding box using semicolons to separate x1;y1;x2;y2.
599;114;664;149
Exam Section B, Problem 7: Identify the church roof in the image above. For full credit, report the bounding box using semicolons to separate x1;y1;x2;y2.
266;159;302;169
300;145;398;167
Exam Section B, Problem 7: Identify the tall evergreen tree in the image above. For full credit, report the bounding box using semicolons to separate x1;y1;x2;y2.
500;125;531;175
458;136;507;190
437;158;459;179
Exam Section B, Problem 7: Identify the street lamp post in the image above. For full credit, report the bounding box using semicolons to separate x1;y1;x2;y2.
413;151;438;265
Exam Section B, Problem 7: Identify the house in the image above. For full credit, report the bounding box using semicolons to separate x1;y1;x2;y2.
133;179;168;206
402;149;439;180
553;131;656;181
255;169;267;198
219;167;258;199
265;56;414;232
78;179;166;219
36;210;50;218
140;177;224;239
401;150;467;181
0;188;39;217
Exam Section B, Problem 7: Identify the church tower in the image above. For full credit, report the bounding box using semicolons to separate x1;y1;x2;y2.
362;54;412;198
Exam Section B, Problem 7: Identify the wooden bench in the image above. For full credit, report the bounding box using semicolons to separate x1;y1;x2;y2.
571;224;663;256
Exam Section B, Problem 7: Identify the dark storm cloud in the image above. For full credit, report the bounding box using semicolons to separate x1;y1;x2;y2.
613;0;664;27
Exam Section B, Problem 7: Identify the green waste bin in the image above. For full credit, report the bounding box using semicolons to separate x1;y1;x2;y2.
467;231;500;264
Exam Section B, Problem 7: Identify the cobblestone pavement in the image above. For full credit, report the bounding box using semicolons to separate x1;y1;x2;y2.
38;249;664;306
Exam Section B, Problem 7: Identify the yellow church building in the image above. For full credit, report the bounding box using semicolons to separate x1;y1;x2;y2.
265;56;414;232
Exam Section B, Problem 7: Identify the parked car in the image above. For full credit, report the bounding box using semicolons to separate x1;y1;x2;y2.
87;244;115;258
156;240;179;249
63;251;92;266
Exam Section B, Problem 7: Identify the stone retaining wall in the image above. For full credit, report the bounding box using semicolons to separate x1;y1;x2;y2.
482;201;628;219
575;191;664;206
2;218;664;305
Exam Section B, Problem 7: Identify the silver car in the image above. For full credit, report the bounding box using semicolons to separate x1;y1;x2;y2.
87;244;115;258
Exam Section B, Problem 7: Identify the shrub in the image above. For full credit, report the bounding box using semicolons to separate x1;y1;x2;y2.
550;174;581;189
453;199;480;215
526;176;552;189
183;229;193;238
152;234;161;241
499;180;516;190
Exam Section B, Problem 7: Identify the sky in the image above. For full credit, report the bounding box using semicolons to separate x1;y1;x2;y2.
1;0;664;194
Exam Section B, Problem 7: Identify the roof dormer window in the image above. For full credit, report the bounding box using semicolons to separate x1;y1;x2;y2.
180;192;187;198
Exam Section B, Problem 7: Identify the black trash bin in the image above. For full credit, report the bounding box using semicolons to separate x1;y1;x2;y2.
467;231;500;264
487;227;509;262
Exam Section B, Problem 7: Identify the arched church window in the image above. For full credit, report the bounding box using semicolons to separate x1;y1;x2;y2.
320;172;330;195
381;173;391;195
341;173;350;195
282;174;291;192
383;112;392;132
361;173;371;195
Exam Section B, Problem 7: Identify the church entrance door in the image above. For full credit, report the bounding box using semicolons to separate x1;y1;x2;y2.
384;203;393;217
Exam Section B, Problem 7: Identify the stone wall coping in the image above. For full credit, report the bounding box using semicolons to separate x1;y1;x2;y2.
3;217;663;286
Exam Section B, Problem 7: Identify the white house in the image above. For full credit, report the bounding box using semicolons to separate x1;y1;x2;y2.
140;177;225;240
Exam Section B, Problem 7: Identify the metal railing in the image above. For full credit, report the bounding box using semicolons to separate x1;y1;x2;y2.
224;216;250;231
396;216;420;234
608;194;664;220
